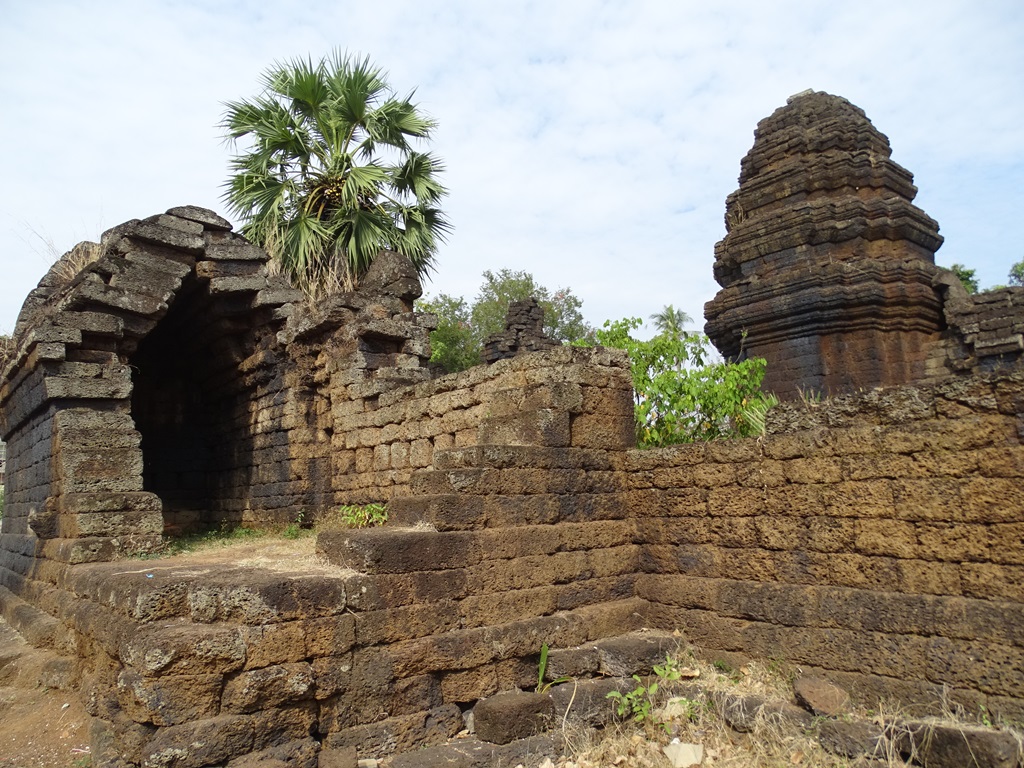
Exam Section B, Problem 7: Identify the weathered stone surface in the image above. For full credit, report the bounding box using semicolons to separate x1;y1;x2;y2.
385;733;564;768
474;690;554;744
793;675;851;717
358;249;422;304
594;633;675;677
166;205;232;231
818;719;884;759
705;91;947;398
226;738;320;768
116;669;222;726
480;298;558;364
896;721;1022;768
548;677;625;726
142;714;255;768
323;703;463;756
221;662;315;714
316;745;358;768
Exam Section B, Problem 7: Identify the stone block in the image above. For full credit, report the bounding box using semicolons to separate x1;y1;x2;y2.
221;662;315;714
818;719;884;759
570;412;636;450
322;704;463;756
317;528;477;573
143;714;255;768
387;494;486;531
793;675;851;717
594;633;676;677
119;623;246;677
117;669;222;726
478;409;571;448
240;623;309;669
167;205;232;231
474;690;553;744
895;721;1022;768
226;738;320;768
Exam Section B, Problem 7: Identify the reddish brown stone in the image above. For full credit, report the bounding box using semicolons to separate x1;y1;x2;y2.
705;91;947;398
474;690;553;744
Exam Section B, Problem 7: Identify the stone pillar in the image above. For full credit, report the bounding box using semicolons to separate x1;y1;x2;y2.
704;90;946;398
480;298;557;364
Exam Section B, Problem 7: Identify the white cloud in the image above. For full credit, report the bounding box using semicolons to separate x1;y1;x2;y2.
1;0;1021;338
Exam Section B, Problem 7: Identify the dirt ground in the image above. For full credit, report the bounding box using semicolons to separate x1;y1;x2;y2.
0;617;91;768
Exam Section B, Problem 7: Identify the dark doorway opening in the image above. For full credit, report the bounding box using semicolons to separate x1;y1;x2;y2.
130;280;239;535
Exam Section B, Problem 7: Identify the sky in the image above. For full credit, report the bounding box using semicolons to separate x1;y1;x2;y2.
1;0;1022;338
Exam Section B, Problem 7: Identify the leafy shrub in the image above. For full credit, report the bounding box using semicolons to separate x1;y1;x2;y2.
595;318;777;446
336;503;388;528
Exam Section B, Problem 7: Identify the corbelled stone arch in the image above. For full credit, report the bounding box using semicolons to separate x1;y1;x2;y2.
0;206;299;564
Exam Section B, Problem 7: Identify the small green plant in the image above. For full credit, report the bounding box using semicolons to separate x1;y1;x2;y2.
337;503;388;528
653;654;683;682
282;509;306;539
797;385;824;408
979;704;993;728
606;655;689;732
607;674;657;724
711;658;744;684
536;643;571;693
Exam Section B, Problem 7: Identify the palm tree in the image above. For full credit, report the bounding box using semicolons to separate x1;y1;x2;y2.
221;52;450;295
650;304;693;338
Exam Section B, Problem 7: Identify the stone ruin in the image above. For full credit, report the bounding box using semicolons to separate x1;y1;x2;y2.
705;90;1024;398
0;94;1021;767
480;297;557;364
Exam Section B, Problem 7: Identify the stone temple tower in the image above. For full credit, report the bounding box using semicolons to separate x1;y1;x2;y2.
704;90;947;398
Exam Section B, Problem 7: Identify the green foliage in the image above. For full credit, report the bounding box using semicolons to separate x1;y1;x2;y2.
607;674;658;724
653;654;683;682
1009;259;1024;287
595;318;776;446
336;503;388;528
282;509;308;539
471;269;594;344
649;304;693;338
221;51;450;296
536;643;571;693
416;293;480;373
417;270;594;373
950;263;979;294
606;655;686;732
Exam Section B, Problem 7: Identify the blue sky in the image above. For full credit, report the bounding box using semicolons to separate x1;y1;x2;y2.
1;0;1022;337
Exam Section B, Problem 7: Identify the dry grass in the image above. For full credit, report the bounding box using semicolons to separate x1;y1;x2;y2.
547;648;1024;767
0;333;15;368
50;241;102;284
551;651;899;768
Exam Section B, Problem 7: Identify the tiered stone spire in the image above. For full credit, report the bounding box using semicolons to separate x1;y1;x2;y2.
704;90;946;397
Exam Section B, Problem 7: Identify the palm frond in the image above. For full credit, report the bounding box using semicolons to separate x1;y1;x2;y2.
221;50;449;295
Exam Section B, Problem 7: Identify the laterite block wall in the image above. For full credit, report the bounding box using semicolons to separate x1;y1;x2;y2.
634;371;1024;719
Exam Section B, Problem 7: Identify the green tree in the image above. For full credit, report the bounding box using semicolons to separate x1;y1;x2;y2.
649;304;693;338
417;270;594;373
416;293;479;373
950;263;979;294
1009;259;1024;287
221;52;450;296
596;318;776;446
470;269;594;344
